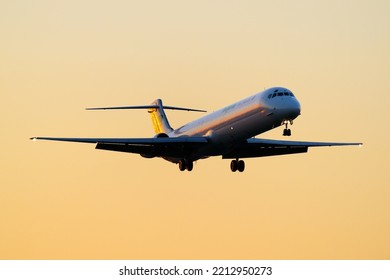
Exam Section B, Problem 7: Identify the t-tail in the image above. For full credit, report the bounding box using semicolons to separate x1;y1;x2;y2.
86;99;206;135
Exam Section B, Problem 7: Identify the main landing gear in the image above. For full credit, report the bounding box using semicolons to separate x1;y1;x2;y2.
178;158;246;172
283;120;293;136
230;159;245;172
178;159;193;172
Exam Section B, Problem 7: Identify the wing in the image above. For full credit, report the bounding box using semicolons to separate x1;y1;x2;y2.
31;136;208;158
222;138;362;159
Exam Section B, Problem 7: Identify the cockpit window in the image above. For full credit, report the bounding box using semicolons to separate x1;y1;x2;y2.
269;89;295;98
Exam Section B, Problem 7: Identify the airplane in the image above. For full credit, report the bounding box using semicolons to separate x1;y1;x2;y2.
31;87;362;172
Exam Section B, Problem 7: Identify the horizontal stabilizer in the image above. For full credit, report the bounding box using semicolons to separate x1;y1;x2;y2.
86;105;206;113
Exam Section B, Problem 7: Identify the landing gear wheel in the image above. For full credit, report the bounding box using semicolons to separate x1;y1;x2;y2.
187;161;193;171
178;159;193;171
283;128;291;136
230;160;238;172
231;159;245;172
179;160;186;171
238;160;245;172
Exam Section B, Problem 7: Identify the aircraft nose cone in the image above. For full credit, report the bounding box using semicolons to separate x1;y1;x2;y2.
291;99;301;117
283;98;301;119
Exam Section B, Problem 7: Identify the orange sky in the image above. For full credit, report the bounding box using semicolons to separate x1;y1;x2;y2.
1;0;389;259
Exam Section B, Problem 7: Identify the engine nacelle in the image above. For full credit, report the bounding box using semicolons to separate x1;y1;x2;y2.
140;133;169;158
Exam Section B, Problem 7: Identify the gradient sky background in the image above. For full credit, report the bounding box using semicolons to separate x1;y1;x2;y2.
1;0;389;259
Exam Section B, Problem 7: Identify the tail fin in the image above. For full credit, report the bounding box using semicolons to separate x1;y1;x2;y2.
148;99;173;134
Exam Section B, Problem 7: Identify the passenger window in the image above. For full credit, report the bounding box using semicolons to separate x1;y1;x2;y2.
272;93;277;98
284;92;289;96
277;92;283;96
268;94;272;99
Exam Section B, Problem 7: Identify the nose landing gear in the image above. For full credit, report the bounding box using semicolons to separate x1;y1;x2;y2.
283;120;293;136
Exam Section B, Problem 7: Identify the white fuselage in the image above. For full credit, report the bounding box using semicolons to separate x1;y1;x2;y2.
167;87;301;160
